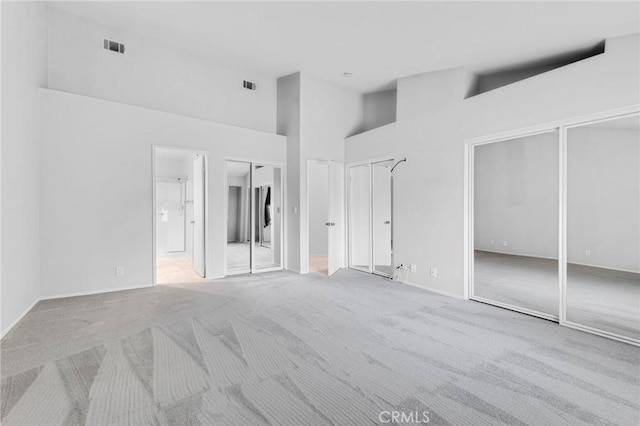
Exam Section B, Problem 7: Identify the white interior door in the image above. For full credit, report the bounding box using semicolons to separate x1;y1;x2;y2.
192;155;205;277
328;161;344;275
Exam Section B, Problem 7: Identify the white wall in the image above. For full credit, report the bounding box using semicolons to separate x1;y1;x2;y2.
362;89;397;133
47;8;277;134
1;1;48;337
346;33;640;298
308;162;328;255
567;125;639;272
298;74;363;272
474;132;559;259
277;73;301;271
39;89;285;298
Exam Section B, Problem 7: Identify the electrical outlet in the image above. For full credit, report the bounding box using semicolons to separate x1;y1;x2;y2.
585;249;591;256
503;241;508;246
491;239;495;245
430;266;437;277
115;266;125;277
410;264;417;273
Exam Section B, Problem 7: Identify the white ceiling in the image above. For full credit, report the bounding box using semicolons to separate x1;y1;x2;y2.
49;1;639;93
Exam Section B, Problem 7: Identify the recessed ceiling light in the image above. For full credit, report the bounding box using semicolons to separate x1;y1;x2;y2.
342;72;353;78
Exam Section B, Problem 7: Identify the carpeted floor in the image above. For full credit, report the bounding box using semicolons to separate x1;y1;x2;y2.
1;269;638;425
474;250;640;340
226;242;279;273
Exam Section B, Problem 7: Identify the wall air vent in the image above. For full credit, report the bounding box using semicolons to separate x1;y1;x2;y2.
243;80;257;91
103;38;125;54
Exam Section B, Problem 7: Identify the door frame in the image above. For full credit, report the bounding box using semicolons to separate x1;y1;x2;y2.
223;157;285;276
464;104;640;346
152;145;209;285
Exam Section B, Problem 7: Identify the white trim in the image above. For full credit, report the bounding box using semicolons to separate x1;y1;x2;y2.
395;279;465;300
566;261;639;275
559;126;567;325
463;144;471;300
346;155;394;169
474;248;559;261
39;284;153;301
0;299;40;340
563;321;640;347
471;296;559;322
466;105;640;146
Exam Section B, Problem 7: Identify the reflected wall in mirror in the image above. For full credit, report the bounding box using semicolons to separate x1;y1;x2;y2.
372;160;393;276
349;164;371;272
566;114;640;341
473;131;559;317
253;164;283;271
226;161;251;274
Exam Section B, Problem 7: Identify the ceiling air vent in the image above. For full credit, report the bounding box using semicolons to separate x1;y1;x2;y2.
243;80;257;91
103;38;125;54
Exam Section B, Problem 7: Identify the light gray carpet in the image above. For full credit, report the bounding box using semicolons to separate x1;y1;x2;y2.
474;250;640;340
1;269;639;425
226;242;279;272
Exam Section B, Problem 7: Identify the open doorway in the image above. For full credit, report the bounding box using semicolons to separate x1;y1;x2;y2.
153;147;207;284
308;162;329;274
307;160;344;275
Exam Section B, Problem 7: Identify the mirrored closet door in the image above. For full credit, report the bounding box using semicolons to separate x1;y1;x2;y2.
348;164;372;272
348;159;394;277
565;113;640;342
226;160;284;275
472;131;560;319
252;164;283;272
372;160;393;276
226;161;252;274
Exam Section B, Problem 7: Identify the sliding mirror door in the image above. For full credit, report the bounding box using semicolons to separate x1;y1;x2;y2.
348;164;371;272
473;131;559;319
372;160;393;276
566;114;640;342
226;161;252;274
253;164;283;271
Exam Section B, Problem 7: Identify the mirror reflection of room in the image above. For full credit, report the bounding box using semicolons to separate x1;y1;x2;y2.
226;161;252;274
566;114;640;340
155;148;205;284
253;164;282;271
473;132;559;317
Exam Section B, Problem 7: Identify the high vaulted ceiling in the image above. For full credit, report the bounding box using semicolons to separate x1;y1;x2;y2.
49;1;639;93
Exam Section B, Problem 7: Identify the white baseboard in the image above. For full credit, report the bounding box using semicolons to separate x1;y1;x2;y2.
39;284;154;301
1;299;40;340
394;279;465;300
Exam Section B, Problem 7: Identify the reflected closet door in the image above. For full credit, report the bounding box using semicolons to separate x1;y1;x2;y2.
252;164;283;272
472;130;560;319
565;114;640;343
372;160;393;276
